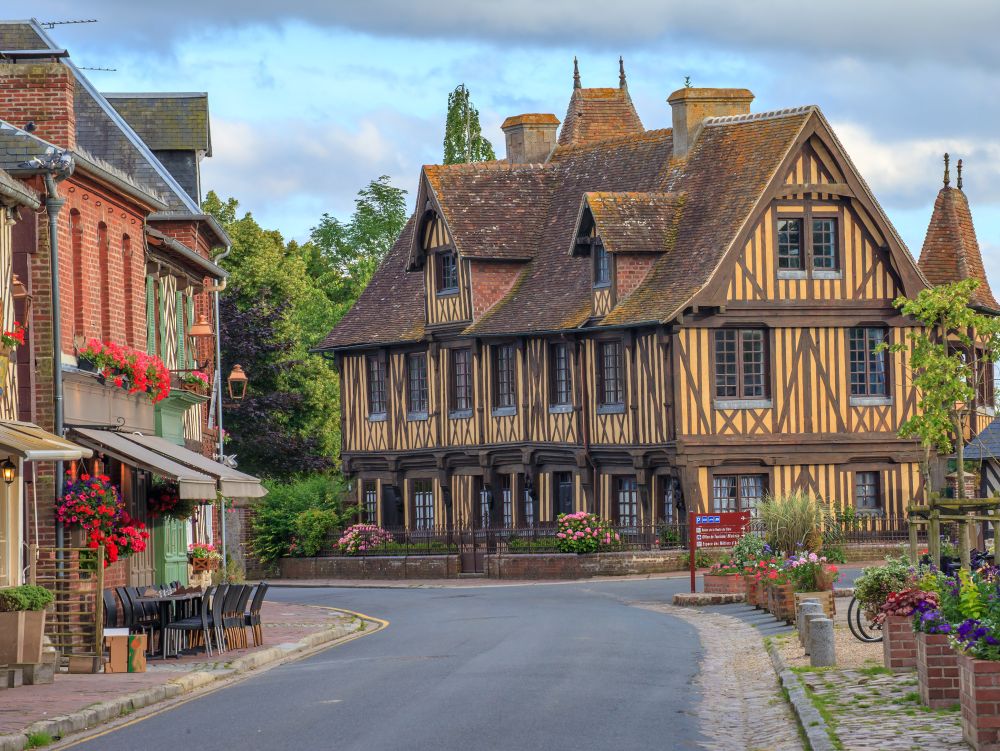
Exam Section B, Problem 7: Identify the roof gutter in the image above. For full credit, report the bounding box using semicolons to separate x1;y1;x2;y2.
0;176;39;211
146;227;228;280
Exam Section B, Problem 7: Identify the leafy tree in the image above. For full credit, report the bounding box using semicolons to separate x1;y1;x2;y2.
882;279;1000;500
308;176;408;327
443;84;496;165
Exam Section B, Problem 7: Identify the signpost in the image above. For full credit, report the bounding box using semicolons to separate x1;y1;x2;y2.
689;511;751;592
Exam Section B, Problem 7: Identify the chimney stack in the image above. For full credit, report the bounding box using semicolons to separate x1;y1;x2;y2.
668;88;753;159
501;114;560;164
0;62;76;150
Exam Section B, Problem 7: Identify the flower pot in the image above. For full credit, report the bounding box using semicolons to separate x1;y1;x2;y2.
814;568;837;591
0;345;12;393
794;590;835;619
743;575;760;607
959;653;1000;750
883;614;918;672
767;582;796;623
917;631;960;709
191;557;220;572
182;382;206;395
704;573;745;595
77;356;97;373
0;610;47;664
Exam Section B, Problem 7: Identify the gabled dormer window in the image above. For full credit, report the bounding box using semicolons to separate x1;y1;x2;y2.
594;242;610;287
437;251;459;294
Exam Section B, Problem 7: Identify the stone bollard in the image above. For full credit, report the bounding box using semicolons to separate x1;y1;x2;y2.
803;612;826;655
798;600;823;648
810;617;836;667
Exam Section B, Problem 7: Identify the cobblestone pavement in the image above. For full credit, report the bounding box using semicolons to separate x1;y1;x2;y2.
796;667;966;751
636;603;804;751
0;602;357;734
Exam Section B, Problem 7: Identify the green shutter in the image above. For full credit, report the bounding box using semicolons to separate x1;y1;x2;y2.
186;294;196;369
158;277;168;365
145;276;156;355
176;291;185;367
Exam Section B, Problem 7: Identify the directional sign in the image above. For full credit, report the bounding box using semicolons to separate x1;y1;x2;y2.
689;510;751;592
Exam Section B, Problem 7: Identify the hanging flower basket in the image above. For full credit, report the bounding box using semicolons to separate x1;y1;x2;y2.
75;339;171;403
180;370;210;395
55;472;149;568
148;480;198;520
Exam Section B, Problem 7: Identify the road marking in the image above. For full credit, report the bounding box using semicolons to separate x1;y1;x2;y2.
55;609;388;749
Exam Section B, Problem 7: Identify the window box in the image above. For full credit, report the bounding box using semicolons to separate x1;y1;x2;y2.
492;406;516;417
597;403;625;415
367;412;387;423
548;404;574;415
407;411;429;422
849;396;892;407
812;269;843;280
776;269;808;280
449;409;473;420
713;398;773;410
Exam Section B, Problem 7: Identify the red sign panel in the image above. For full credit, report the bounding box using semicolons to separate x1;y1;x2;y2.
689;511;751;592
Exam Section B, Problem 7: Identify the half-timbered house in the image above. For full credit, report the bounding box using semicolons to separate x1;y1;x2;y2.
319;64;991;541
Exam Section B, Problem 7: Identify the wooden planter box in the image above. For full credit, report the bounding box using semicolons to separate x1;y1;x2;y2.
744;575;761;608
794;590;835;619
917;631;960;709
704;573;744;595
0;611;46;664
959;653;1000;750
767;582;796;623
191;557;220;572
883;614;918;672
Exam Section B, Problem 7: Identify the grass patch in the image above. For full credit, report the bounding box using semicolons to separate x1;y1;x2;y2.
902;691;920;703
25;732;53;748
856;665;893;677
798;683;845;751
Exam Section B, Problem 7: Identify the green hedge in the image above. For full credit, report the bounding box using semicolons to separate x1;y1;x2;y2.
250;474;353;563
0;585;54;612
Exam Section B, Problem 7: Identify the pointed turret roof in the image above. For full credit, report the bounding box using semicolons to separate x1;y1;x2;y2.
919;154;999;311
558;59;643;147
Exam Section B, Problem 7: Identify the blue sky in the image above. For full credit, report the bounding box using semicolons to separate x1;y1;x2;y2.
28;1;1000;286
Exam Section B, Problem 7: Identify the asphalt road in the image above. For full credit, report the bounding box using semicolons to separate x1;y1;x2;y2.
69;578;708;751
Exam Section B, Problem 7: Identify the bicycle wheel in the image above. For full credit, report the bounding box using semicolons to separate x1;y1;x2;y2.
847;596;883;642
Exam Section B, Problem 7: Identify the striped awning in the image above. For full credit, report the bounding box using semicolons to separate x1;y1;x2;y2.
69;428;217;500
0;421;91;461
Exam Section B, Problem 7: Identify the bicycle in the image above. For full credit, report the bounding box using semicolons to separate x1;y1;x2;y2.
847;595;882;642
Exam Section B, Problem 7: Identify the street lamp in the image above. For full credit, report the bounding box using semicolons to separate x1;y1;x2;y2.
1;458;16;485
227;364;248;400
188;314;214;339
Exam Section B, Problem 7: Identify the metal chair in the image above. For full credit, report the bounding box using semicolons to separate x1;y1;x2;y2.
102;589;119;629
244;582;269;647
211;584;230;652
163;587;216;657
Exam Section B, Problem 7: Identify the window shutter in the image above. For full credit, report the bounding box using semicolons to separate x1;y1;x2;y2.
176;291;186;367
186;295;196;369
145;276;156;356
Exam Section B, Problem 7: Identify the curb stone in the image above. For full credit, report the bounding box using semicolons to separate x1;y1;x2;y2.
766;639;837;751
0;614;374;749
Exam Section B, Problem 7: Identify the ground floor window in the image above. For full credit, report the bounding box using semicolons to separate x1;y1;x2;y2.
616;477;639;528
855;471;881;511
363;481;378;524
413;480;434;530
478;485;491;529
712;474;766;516
501;476;513;528
662;477;682;523
554;472;574;518
521;483;536;527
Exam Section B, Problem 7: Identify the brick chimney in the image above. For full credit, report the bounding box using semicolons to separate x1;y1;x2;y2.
0;62;76;150
501;114;560;164
668;88;753;159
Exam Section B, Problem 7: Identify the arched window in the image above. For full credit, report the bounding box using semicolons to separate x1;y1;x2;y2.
98;222;110;339
122;234;134;345
69;209;84;341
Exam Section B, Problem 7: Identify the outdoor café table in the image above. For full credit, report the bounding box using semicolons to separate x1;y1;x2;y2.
134;591;204;660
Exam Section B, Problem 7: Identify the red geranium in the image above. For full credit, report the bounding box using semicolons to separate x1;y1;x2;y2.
55;471;149;567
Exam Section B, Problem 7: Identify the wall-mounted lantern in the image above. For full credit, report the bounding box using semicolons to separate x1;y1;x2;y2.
227;365;248;401
1;458;16;485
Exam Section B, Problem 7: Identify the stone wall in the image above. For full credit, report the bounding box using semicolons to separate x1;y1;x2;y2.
278;555;460;580
486;550;688;580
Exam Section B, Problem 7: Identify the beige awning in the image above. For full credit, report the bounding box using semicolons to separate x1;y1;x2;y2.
0;421;91;461
69;428;216;500
120;432;267;499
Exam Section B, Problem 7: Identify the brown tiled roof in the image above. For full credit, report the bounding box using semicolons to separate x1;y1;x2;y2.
558;86;643;147
581;191;685;254
421;161;552;261
316;217;425;350
918;184;999;311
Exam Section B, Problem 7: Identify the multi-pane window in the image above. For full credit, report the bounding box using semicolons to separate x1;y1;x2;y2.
494;344;516;410
522;485;536;527
367;355;387;416
777;218;802;269
550;343;573;406
849;327;888;397
554;472;574;517
438;251;458;292
451;349;473;413
616;477;639;528
594;242;610;286
501;476;513;528
478;486;492;529
856;472;881;511
413;480;435;530
363;481;378;524
714;329;767;399
712;474;766;515
407;352;428;415
812;218;838;269
663;478;682;523
598;340;624;406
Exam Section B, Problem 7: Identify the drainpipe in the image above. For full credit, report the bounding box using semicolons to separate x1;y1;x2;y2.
211;246;231;572
43;172;68;549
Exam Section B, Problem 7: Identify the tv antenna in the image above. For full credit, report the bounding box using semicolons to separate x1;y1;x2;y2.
79;66;116;72
39;19;98;29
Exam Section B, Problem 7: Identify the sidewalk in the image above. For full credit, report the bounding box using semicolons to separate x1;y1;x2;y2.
0;601;376;750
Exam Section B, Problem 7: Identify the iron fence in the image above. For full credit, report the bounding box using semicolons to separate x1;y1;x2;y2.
834;514;925;544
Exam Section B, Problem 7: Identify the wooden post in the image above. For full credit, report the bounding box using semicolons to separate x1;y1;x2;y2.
95;545;104;659
908;519;919;565
929;510;941;567
960;518;972;570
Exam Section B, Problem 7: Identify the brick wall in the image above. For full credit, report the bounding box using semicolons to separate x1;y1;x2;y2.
0;62;76;150
917;631;960;709
488;551;688;580
615;253;656;301
959;653;1000;751
469;260;523;320
883;614;918;672
278;555;460;579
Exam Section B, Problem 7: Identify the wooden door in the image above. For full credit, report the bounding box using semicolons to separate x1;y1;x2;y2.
127;469;156;587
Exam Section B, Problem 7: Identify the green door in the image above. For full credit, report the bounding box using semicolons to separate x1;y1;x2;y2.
154;516;189;585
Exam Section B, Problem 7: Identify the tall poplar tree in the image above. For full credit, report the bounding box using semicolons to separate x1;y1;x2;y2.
443;84;496;165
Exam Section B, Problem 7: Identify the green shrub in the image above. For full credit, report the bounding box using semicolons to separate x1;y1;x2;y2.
0;585;54;612
681;550;714;568
658;524;682;548
758;493;825;555
731;533;766;567
249;474;351;563
291;508;342;557
853;556;913;615
507;535;558;552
